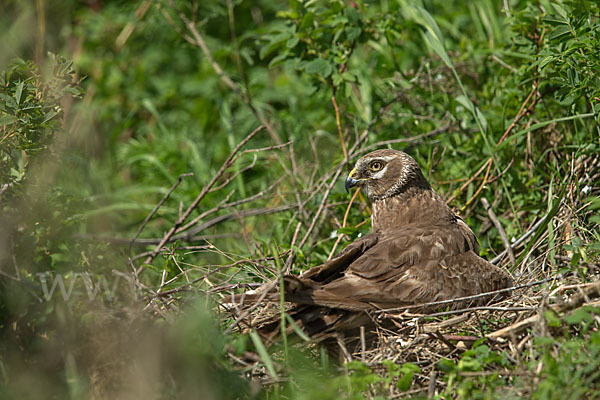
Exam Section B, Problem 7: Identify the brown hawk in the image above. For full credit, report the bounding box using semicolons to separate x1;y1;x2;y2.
228;149;513;338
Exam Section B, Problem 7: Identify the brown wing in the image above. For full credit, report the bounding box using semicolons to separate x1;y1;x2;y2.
300;232;379;282
347;224;476;279
377;251;513;309
284;224;511;311
222;232;379;305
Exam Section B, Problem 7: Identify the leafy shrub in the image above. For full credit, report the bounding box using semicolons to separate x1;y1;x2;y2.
0;54;82;199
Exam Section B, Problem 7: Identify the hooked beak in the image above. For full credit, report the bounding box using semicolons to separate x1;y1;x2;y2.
345;168;360;193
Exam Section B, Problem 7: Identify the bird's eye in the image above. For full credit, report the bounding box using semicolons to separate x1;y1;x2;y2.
369;161;384;171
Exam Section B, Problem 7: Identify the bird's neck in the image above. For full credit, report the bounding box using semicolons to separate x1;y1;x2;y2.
371;187;453;232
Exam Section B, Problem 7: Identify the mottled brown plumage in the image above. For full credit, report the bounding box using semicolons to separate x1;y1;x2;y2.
228;149;513;338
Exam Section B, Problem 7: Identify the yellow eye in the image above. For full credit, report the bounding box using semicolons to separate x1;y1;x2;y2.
369;161;383;171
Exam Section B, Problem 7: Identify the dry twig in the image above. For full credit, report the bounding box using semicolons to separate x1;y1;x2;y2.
138;125;265;272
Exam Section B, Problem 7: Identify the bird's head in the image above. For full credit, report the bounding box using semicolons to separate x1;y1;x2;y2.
345;149;430;202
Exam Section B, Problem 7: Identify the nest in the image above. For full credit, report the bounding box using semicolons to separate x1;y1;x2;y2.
218;251;600;397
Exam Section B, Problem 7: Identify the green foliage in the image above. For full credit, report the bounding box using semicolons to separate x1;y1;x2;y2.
533;307;600;399
343;360;420;396
437;342;514;399
437;307;600;399
263;0;368;85
513;1;600;106
0;54;82;198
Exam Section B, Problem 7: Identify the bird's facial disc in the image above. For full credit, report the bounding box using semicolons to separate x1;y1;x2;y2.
345;149;430;201
345;157;392;193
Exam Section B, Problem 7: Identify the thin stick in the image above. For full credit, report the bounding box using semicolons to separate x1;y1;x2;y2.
428;371;437;399
360;326;366;362
462;159;492;211
347;91;416;157
283;222;303;274
223;280;279;335
176;204;295;241
496;82;538;145
252;275;569;314
446;158;491;205
491;213;549;264
487;280;600;339
297;166;345;250
128;173;193;258
481;197;516;265
328;187;361;260
375;274;569;314
354;124;453;157
332;94;348;160
413;306;535;320
208;154;257;193
177;174;287;234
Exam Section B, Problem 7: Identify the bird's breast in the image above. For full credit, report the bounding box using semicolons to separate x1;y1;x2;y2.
371;190;448;232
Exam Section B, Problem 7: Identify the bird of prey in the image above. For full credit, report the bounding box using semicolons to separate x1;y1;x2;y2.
228;149;513;338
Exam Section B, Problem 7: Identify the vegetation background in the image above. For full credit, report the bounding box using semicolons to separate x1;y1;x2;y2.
0;0;599;398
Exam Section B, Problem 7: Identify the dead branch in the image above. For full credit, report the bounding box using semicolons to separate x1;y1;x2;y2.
482;197;515;265
487;280;600;339
491;213;549;264
176;174;288;234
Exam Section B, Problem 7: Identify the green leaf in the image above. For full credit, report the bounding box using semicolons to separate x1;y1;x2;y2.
585;196;600;209
436;358;455;372
346;7;361;23
544;310;561;327
564;308;595;325
458;357;481;371
405;6;452;68
42;110;58;124
0;93;16;107
542;16;569;25
286;36;299;49
300;12;315;30
341;72;356;82
455;95;488;132
402;363;421;373
268;53;289;68
337;226;357;235
0;114;17;126
14;81;24;106
260;32;292;59
345;26;362;42
549;25;571;41
396;371;414;391
551;3;569;20
533;336;555;346
285;314;311;342
332;73;343;86
423;30;452;68
539;55;554;69
304;58;334;77
414;6;446;50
